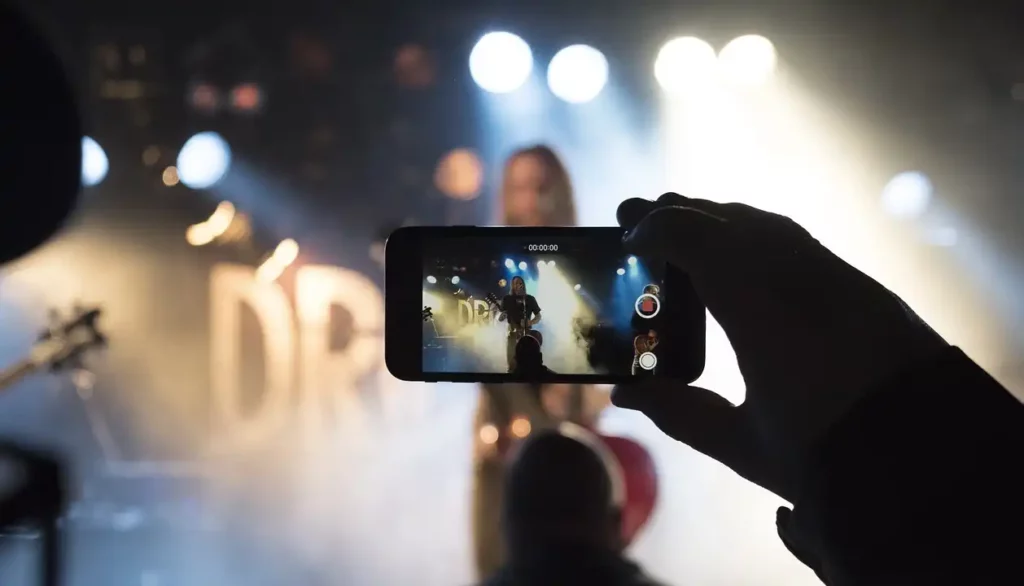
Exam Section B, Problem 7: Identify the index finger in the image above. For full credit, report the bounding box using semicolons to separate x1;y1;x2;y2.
617;193;727;230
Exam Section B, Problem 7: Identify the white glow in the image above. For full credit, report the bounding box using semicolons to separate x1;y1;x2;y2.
177;132;232;189
881;171;933;219
654;37;718;95
718;35;777;87
451;276;461;285
426;276;437;284
616;268;626;275
469;32;533;94
505;258;514;269
81;136;109;187
518;261;527;270
547;44;609;104
628;256;637;265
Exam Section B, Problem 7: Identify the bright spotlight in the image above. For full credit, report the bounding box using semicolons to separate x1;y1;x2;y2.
654;37;718;95
547;260;555;267
505;258;515;269
574;284;581;291
547;44;608;104
718;35;777;87
627;256;637;266
882;171;933;219
81;137;108;187
537;260;545;268
518;261;527;271
469;32;533;94
616;268;626;276
451;276;461;285
426;275;437;284
177;131;232;189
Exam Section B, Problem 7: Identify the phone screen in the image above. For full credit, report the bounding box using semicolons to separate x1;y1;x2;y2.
420;232;677;378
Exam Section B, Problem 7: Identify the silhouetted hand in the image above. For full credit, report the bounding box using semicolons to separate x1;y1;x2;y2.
0;442;68;529
612;193;948;501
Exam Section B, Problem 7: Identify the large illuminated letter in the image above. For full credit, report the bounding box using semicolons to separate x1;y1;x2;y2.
209;263;295;452
295;266;383;441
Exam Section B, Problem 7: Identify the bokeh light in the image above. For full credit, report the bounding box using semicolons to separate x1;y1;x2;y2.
176;131;232;189
882;171;933;219
718;35;777;87
469;32;533;94
81;136;109;187
547;44;609;103
434;148;484;200
654;36;718;95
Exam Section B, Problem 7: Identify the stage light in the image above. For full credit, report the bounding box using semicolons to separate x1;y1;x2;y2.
426;275;437;284
81;136;108;187
162;166;179;186
505;258;515;269
574;284;581;291
654;37;717;95
627;256;637;265
177;131;231;189
469;32;533;94
537;260;545;268
451;276;461;285
718;35;777;87
518;261;527;270
547;260;556;267
510;416;531;438
882;171;932;219
230;83;263;113
547;44;608;104
616;268;626;276
479;424;500;444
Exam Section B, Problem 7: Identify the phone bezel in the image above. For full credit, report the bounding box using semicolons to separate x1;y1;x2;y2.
385;225;705;384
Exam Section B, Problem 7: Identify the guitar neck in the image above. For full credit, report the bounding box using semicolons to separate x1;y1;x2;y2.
0;359;41;393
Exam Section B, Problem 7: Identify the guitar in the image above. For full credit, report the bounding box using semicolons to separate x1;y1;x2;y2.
485;292;543;346
422;306;434;322
0;306;106;392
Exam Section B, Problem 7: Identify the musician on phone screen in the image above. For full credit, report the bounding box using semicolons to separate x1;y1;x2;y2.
498;276;542;372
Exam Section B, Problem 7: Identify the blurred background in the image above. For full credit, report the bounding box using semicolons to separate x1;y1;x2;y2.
2;0;1024;584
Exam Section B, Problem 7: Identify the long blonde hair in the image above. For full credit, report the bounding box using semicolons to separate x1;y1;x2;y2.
500;145;577;226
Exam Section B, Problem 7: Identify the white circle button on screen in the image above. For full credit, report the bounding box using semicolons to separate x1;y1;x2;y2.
634;293;661;319
638;352;657;370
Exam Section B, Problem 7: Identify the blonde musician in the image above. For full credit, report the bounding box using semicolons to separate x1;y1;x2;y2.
472;145;609;580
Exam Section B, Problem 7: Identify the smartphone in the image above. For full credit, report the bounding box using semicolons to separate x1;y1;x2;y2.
385;226;705;384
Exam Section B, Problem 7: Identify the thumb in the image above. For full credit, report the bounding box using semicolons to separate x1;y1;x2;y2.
612;381;748;466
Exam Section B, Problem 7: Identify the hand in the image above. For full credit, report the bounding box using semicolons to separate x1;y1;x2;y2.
612;193;948;501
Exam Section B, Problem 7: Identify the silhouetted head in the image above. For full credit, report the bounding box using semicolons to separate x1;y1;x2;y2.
642;284;660;297
513;335;543;370
503;423;624;556
510;276;526;296
500;145;576;227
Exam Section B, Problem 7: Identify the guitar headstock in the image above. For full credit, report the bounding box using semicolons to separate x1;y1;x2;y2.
33;305;107;372
485;292;500;308
422;306;433;322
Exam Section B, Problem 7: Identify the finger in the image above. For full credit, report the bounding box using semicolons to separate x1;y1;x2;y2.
611;381;747;466
616;198;655;229
623;205;728;275
617;193;728;230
